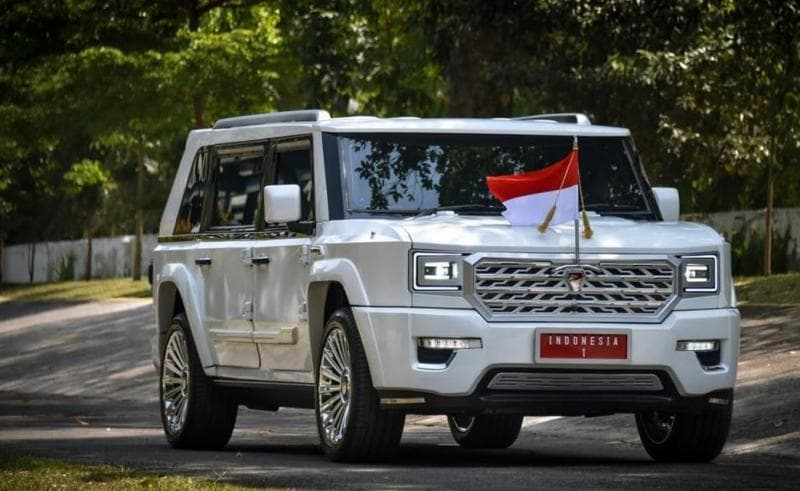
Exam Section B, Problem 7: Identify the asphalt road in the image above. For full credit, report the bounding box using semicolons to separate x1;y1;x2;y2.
0;299;798;489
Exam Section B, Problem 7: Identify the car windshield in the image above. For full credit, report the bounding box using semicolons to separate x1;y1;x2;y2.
332;133;656;219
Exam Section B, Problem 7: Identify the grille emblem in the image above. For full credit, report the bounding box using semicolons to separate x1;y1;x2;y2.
566;269;585;293
552;264;601;294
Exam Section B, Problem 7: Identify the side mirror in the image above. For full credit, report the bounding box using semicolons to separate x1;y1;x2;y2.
263;184;301;224
653;187;680;222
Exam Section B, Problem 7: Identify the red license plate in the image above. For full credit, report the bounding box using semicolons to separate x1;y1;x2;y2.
539;333;628;360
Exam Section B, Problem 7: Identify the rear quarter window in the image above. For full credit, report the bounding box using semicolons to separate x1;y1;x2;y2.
174;150;208;235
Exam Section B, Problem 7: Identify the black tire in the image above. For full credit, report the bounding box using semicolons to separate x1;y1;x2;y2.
315;307;406;462
160;314;237;449
635;403;732;462
447;414;524;449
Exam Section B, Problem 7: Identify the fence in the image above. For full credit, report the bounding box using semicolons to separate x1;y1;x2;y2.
1;234;157;284
1;208;798;283
683;208;800;275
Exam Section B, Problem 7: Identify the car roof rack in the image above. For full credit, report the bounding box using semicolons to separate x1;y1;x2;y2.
514;113;591;125
213;109;331;129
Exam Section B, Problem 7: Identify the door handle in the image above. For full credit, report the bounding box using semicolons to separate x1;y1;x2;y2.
195;257;212;266
251;255;271;265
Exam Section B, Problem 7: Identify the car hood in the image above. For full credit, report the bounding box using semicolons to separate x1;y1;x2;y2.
392;214;723;255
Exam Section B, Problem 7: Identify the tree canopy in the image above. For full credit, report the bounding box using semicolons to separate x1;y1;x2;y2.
1;0;798;246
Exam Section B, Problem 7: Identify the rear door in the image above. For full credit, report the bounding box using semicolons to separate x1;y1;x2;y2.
199;143;268;368
251;137;315;383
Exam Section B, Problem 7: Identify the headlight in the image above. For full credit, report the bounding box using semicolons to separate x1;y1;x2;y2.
412;252;463;291
680;254;718;293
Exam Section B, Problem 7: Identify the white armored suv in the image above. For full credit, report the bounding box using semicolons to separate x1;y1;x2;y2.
151;110;739;462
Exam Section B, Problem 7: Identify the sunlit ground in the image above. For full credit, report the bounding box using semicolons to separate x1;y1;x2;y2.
0;278;151;302
735;273;800;305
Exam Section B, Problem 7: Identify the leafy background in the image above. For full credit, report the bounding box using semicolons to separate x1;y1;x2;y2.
1;0;798;249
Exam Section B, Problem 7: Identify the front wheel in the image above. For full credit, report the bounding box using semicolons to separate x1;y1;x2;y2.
447;414;524;449
315;308;405;461
635;403;732;462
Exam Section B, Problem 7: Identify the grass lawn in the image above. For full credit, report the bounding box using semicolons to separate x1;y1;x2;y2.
0;453;252;490
735;272;800;305
0;278;151;302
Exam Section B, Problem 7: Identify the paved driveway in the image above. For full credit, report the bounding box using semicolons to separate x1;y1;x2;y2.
0;300;798;488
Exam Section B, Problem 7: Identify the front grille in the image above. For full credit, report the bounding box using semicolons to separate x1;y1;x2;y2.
471;259;676;320
487;372;664;392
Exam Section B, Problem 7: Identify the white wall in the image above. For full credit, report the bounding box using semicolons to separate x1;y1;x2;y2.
2;234;157;284
684;207;799;249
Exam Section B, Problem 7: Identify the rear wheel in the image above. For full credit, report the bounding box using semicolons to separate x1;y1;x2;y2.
447;414;524;449
160;315;237;449
635;403;732;462
315;308;405;461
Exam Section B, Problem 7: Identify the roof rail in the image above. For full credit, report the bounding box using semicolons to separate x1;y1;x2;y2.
514;113;591;125
213;109;331;129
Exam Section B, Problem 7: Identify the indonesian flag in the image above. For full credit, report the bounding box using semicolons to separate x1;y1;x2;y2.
487;149;579;228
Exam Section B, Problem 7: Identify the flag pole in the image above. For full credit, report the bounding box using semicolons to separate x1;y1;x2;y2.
573;135;580;264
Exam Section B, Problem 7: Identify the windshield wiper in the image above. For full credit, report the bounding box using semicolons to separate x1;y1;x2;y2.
413;204;505;219
583;203;646;213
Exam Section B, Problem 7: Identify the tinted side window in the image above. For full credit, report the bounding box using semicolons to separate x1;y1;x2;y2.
174;150;208;235
274;141;314;222
210;145;265;228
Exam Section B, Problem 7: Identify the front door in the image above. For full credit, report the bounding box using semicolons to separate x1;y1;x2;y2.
252;137;315;383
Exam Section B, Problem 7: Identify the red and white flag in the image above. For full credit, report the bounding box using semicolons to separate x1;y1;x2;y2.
487;148;579;228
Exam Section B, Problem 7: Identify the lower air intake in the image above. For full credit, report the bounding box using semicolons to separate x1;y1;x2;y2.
487;372;664;392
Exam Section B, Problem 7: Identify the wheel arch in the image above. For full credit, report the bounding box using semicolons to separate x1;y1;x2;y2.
308;281;350;377
155;264;216;368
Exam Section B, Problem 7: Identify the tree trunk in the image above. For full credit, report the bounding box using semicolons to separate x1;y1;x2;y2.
85;233;93;281
764;162;774;276
446;31;512;117
133;151;144;281
27;242;36;283
192;93;206;128
185;1;207;128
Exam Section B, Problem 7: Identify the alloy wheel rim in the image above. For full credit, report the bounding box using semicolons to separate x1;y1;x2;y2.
318;326;352;446
642;411;676;444
162;330;190;436
451;415;475;433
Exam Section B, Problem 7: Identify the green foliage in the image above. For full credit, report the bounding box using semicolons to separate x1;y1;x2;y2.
0;452;249;490
1;0;798;246
55;250;76;282
735;273;800;305
0;278;150;301
64;159;113;194
729;222;798;276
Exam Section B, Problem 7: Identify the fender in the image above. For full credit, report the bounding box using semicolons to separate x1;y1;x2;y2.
308;257;385;384
156;262;217;369
309;257;370;306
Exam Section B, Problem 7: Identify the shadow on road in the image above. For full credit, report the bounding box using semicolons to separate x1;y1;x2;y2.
1;300;799;489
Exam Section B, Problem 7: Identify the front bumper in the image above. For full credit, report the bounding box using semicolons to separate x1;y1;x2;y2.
352;307;740;403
